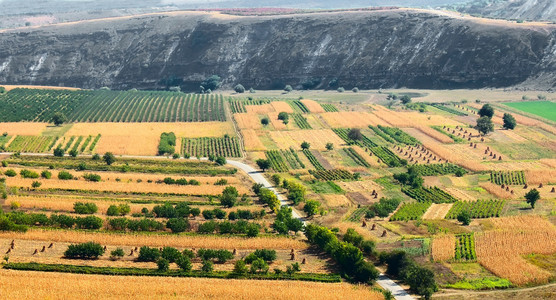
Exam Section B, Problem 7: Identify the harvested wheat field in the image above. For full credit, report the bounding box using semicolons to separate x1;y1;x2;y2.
0;122;49;136
5;177;249;196
269;129;344;150
413;126;454;143
1;85;80;91
245;104;274;114
241;129;266;151
422;203;453;220
479;182;516;199
270;101;294;113
6;195;154;214
321;194;352;207
94;136;157;155
300;99;325;113
66;122;234;138
234;113;262;129
0;269;383;300
431;235;456;261
268;112;288;130
525;169;556;185
487;215;556;231
320;112;386;128
0;229;309;250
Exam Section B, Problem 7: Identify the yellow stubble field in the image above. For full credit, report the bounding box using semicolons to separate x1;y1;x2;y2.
269;130;344;150
0;122;49;136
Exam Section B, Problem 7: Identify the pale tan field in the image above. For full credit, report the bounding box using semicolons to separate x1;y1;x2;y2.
270;101;294;113
234;113;262;129
300;99;325;113
269;130;344;150
479;182;516;199
525;169;556;185
6;195;154;214
487;215;556;231
422;204;453;220
431;235;456;261
413;126;454;143
241;129;266;151
67;122;234;138
5;177;249;196
0;122;49;136
352;145;380;167
337;180;383;195
0;229;309;250
1;85;81;91
320;112;386;128
0;269;383;300
321;194;352;207
268;112;289;130
245;104;274;114
369;105;463;127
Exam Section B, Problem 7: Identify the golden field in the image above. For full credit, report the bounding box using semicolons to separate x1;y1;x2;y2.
0;122;49;136
269;129;344;150
0;270;384;300
320;111;386;128
241;129;266;151
270;101;294;113
431;235;456;261
234;113;262;129
300;99;325;113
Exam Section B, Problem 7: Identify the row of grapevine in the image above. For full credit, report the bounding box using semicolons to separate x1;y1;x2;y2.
445;200;505;219
47;137;60;151
430;126;464;143
409;164;467;176
266;150;289;172
89;134;101;152
281;148;305;169
0;135;11;148
390;202;432;221
309;169;355;181
368;126;396;143
370;146;404;167
302;149;324;170
454;234;476;261
288;100;310;113
228;98;247;113
332;128;377;148
292;113;312;129
6;136;56;153
181;137;241;158
63;136;76;151
71;136;84;153
376;125;420;146
490;171;526;185
80;136;93;152
431;104;468;116
343;148;370;167
0;89;226;122
321;103;339;112
402;186;458;204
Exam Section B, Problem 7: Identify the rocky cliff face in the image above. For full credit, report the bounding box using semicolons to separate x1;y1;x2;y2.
455;0;556;22
1;9;556;90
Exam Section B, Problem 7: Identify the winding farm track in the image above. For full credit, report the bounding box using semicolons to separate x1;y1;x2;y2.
0;152;414;299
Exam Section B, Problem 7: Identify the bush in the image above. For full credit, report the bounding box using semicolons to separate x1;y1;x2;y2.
201;260;214;273
158;132;176;155
234;84;245;93
4;169;16;177
53;147;65;157
40;170;52;179
197;249;234;263
103;152;116;165
157;258;170;271
73;202;98;214
69;149;78;157
233;259;249;275
58;171;74;180
198;221;217;233
457;211;471;225
20;169;39;179
137;246;160;262
176;255;192;271
161;247;181;263
75;216;103;229
110;248;125;259
352;87;359;93
166;218;189;233
82;173;101;182
64;242;105;259
245;249;277;263
284;85;293;92
250;258;269;274
337;87;345;93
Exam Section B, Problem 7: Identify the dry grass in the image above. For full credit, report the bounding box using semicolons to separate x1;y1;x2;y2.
1;85;80;91
525;169;556;185
431;235;456;261
0;229;308;250
300;99;325;113
540;159;556;169
0;269;383;300
268;112;288;130
245;104;274;114
479;182;515;199
422;204;453;220
414;126;454;143
94;136;157;155
0;122;48;136
270;101;294;113
5;177;249;196
488;215;556;231
234;113;262;129
6;195;154;214
352;145;380;167
241;129;266;151
66;122;234;138
269;130;344;150
321;194;352;208
337;180;382;194
320;112;386;128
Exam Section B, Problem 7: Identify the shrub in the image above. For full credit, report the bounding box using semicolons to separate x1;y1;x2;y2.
75;216;103;229
198;221;217;233
40;170;52;179
20;169;39;179
58;171;74;180
73;202;98;214
352;87;359;92
161;247;181;263
82;173;101;182
106;205;119;216
176;255;192;272
4;169;16;177
53;147;65;157
138;246;160;262
337;87;345;93
457;211;471;225
233;259;249;275
201;260;214;273
69;149;78;157
166;218;189;233
157;258;170;271
197;249;234;263
31;181;41;189
103;152;116;165
234;84;245;93
250;258;269;274
245;249;277;263
110;248;125;260
158;132;176;155
64;242;105;259
284;85;293;92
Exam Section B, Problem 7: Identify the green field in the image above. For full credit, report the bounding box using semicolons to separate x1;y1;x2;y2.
504;101;556;122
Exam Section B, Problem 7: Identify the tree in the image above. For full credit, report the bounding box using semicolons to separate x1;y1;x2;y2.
201;75;221;91
457;211;471;226
52;112;67;126
478;104;494;118
348;128;363;141
110;248;125;260
303;200;321;217
256;159;271;172
233;259;249;275
401;95;412;104
220;186;238;208
201;260;214;273
250;257;269;274
277;112;289;123
234;84;245;93
157;258;170;271
476;116;494;135
503;113;517;130
53;147;65;157
215;156;226;166
352;87;359;93
325;143;334;151
300;141;310;150
166;218;189;233
337;87;345;93
64;242;105;259
31;181;41;189
103;152;116;165
525;189;540;209
0;86;5;94
284;85;293;92
69;149;78;157
176;255;192;272
261;117;269;126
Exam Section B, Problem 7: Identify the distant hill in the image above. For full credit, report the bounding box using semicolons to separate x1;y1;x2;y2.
450;0;556;22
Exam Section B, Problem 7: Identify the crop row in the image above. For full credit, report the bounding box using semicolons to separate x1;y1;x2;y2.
445;200;505;219
368;126;395;143
402;186;458;204
266;150;289;172
390;201;432;221
430;126;465;143
288;100;309;113
0;88;226;122
490;171;526;185
409;163;467;176
309;169;355;181
71;136;84;153
370;146;404;167
281;148;305;169
343;148;370;167
431;104;468;116
376;125;420;146
332;128;377;148
181;137;241;158
455;234;476;261
292;113;312;129
6;136;56;153
302;149;324;170
321;103;338;112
